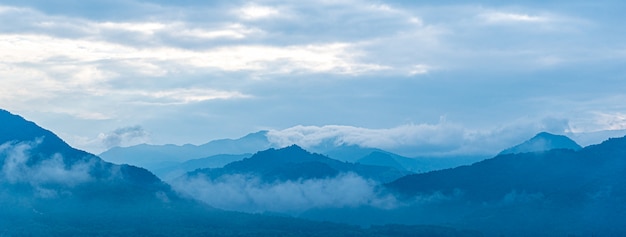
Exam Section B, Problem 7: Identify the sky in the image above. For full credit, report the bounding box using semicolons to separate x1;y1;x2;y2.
1;0;626;155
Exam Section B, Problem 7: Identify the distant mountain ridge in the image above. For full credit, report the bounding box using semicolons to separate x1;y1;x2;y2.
99;131;273;170
103;134;487;179
186;145;412;183
154;153;251;181
1;109;477;236
499;132;581;155
356;151;485;173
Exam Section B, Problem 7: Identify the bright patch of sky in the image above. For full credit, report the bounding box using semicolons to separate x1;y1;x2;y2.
1;0;625;154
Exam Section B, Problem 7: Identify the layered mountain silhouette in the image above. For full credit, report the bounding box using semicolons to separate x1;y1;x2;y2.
185;145;412;183
154;153;251;181
499;132;581;155
104;134;485;180
1;109;479;236
99;131;272;170
5;108;626;236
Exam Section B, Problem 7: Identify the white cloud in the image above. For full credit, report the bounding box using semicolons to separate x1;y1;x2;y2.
151;89;248;103
409;64;430;75
97;21;168;35
98;125;151;149
588;112;626;131
267;124;467;156
96;21;262;40
237;4;281;20
172;173;397;214
120;88;252;105
0;140;94;187
266;117;581;157
175;23;263;40
0;34;385;78
480;12;549;23
368;4;395;13
60;110;112;120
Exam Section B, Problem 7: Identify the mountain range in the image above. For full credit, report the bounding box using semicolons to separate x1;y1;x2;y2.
0;109;478;236
100;133;487;180
4;107;626;236
99;131;272;170
183;145;412;183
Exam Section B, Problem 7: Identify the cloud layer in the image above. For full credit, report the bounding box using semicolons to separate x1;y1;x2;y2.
266;117;578;157
172;173;397;214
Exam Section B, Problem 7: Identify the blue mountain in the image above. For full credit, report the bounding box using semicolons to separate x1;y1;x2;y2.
356;151;486;173
499;132;581;155
186;145;412;183
1;109;477;236
153;153;251;181
384;135;626;236
0;109;170;201
99;131;272;170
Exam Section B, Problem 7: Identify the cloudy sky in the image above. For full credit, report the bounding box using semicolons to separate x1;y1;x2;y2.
1;0;625;155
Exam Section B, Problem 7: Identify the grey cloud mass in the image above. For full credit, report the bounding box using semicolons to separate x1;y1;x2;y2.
0;0;625;153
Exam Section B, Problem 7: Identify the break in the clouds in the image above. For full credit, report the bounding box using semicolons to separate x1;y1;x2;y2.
1;0;625;153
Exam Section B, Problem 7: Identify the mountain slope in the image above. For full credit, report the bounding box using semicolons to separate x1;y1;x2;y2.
499;132;581;155
384;135;626;236
0;109;169;200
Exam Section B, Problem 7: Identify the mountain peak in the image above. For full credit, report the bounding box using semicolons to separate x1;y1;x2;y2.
282;144;307;152
500;132;581;155
253;144;312;162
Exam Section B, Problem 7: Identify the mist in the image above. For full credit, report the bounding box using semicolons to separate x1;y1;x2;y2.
171;172;398;214
0;140;95;187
